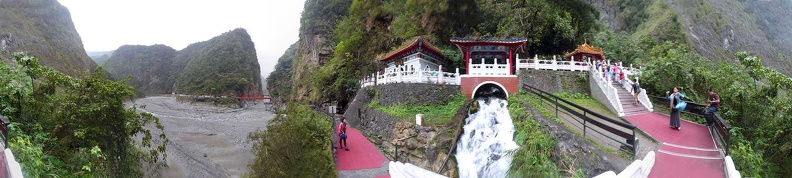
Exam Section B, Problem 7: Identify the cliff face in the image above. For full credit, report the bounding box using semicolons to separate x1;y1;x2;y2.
175;28;262;96
102;28;262;96
104;45;177;94
590;0;792;75
0;0;96;76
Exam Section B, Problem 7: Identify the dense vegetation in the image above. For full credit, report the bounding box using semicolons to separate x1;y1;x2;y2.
272;0;601;105
0;53;167;177
0;0;96;76
507;91;561;177
101;28;263;96
266;42;298;104
368;94;466;126
247;104;334;177
104;45;177;95
638;47;792;177
175;28;262;96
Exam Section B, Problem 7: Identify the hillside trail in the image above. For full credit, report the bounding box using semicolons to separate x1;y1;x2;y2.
133;96;274;178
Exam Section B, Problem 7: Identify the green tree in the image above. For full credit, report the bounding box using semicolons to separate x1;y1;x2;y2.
1;52;168;177
248;104;334;177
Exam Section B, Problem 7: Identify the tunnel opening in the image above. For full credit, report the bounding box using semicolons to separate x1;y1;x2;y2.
473;82;507;99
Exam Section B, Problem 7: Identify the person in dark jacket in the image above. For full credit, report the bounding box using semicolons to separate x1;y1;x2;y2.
704;88;721;126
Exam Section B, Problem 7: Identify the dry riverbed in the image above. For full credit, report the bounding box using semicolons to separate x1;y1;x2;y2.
133;96;274;178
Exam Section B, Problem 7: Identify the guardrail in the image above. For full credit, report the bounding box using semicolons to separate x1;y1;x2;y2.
523;84;639;159
649;96;732;155
620;78;653;112
360;68;461;88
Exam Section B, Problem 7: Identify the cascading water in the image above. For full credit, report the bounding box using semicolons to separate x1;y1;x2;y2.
456;97;519;178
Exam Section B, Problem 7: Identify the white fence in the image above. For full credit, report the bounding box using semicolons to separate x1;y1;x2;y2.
620;75;654;112
360;67;460;88
516;54;590;71
590;64;626;116
469;58;510;75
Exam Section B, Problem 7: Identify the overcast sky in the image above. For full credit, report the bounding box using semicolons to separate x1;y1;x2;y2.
59;0;305;78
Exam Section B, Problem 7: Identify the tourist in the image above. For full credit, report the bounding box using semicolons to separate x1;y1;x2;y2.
704;88;721;126
631;78;641;106
666;87;685;130
616;60;622;67
605;65;612;83
338;117;349;151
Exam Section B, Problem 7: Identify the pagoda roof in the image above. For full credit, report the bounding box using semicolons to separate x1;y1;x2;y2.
564;39;606;60
450;37;528;46
376;36;446;62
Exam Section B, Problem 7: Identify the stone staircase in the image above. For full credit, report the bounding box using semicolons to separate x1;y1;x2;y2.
612;82;649;115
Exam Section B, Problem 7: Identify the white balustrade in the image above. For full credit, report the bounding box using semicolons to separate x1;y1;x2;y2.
360;66;461;87
516;54;590;72
621;75;654;112
590;64;625;116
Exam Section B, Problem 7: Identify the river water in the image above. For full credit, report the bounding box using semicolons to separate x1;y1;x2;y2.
456;97;519;178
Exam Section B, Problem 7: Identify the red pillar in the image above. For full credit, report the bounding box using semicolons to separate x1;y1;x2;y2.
509;50;514;75
464;49;470;74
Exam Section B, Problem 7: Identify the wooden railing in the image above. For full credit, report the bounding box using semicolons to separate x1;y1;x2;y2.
523;84;640;159
649;96;732;155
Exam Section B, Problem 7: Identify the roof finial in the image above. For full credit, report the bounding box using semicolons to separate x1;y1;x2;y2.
584;37;588;45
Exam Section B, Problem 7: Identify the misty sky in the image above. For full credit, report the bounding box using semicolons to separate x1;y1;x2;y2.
59;0;305;78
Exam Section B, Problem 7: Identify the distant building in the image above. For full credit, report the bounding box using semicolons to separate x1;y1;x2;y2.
376;36;451;74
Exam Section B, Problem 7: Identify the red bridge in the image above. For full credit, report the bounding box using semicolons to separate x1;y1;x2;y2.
236;95;271;103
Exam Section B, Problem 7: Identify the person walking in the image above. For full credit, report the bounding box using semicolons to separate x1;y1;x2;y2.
666;87;685;130
337;117;349;151
631;78;641;106
704;88;721;126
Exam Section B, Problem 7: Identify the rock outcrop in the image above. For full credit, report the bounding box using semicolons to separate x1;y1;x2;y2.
0;0;96;76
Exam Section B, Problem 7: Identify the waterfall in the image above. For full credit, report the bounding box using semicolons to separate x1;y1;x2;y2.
456;97;519;178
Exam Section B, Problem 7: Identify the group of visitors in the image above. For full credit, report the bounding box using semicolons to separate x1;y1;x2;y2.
597;60;627;84
664;87;721;130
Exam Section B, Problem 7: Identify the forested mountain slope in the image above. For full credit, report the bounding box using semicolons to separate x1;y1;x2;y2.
103;45;177;94
589;0;792;75
0;0;97;76
102;28;263;96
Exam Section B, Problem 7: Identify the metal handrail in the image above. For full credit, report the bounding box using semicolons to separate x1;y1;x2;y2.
649;96;732;155
523;84;639;159
0;115;8;149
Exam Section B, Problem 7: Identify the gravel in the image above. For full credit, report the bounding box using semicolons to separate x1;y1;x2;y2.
133;96;274;178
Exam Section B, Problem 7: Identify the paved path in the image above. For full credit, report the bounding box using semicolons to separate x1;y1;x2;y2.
336;127;391;178
624;112;725;178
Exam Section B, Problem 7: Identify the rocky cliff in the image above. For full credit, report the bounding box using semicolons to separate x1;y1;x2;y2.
103;45;177;94
0;0;96;76
102;28;262;96
590;0;792;75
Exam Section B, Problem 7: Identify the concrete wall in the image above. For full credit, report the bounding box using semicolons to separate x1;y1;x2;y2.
518;69;589;94
589;73;621;117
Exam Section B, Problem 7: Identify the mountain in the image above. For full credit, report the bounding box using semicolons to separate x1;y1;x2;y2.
102;28;262;96
103;45;177;94
174;28;262;96
0;0;96;76
590;0;792;76
88;50;114;65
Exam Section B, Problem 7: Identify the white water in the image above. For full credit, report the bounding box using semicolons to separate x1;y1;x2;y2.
456;97;519;178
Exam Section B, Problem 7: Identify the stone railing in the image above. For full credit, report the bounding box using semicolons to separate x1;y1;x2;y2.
361;67;460;88
516;54;590;72
620;77;654;112
468;58;510;76
589;64;625;116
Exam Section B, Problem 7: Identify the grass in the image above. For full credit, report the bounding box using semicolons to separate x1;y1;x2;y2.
367;94;466;126
507;91;561;177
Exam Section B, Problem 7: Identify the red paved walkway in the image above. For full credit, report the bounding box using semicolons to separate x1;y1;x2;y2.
624;112;725;178
336;127;389;172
